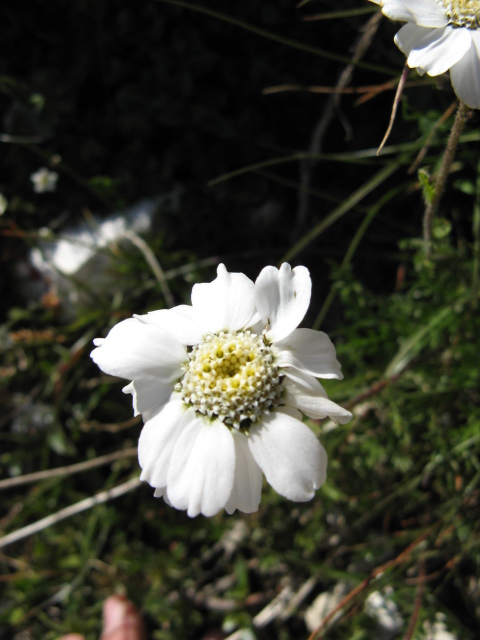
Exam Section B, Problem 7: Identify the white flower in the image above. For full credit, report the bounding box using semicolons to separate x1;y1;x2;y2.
30;167;59;193
365;589;403;637
424;613;457;640
0;193;7;215
91;264;352;517
371;0;480;108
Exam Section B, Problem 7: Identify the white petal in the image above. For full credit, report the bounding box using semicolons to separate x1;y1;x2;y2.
275;328;343;379
191;264;257;333
395;25;471;76
91;317;186;381
248;412;327;502
276;405;303;420
284;368;329;395
450;32;480;109
139;305;204;345
225;430;263;514
395;24;436;57
122;376;175;416
166;418;235;517
379;0;447;27
283;375;352;424
255;263;311;343
121;382;140;416
247;318;264;336
138;400;194;489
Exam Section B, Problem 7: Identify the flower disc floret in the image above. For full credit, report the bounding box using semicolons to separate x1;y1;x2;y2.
176;330;282;429
441;0;480;28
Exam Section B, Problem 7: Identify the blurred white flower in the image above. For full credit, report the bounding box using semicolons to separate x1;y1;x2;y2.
21;200;155;319
30;167;59;193
365;589;403;639
0;193;7;215
424;613;457;640
305;583;348;632
371;0;480;108
91;263;352;517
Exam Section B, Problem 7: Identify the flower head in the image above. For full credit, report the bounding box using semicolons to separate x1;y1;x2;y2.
0;193;7;215
91;264;352;517
371;0;480;108
30;168;59;193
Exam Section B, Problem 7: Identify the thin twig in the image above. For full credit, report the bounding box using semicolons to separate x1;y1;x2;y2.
334;10;383;137
0;447;137;491
377;64;408;155
303;7;377;21
402;562;426;640
294;11;382;236
424;101;471;256
0;477;141;549
307;526;437;640
283;162;400;263
472;157;480;306
262;79;419;97
156;0;394;75
407;101;457;175
123;230;175;308
344;375;399;411
80;415;141;433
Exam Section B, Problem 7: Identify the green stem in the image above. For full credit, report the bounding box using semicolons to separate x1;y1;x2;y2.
472;158;480;306
423;101;470;256
313;183;407;329
282;162;400;263
156;0;395;76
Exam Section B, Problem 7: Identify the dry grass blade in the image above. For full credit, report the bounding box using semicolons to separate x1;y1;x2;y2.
123;230;175;308
294;10;382;234
307;527;438;640
402;562;426;640
377;64;408;156
0;447;137;490
407;101;457;174
302;7;376;21
0;477;141;550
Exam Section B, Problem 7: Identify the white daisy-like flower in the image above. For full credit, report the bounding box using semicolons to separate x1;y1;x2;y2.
91;264;352;517
30;167;59;193
0;193;7;215
371;0;480;108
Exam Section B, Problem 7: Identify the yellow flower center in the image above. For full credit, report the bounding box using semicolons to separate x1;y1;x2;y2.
176;330;282;429
441;0;480;28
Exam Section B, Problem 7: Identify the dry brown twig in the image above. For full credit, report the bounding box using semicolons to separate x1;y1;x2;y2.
402;561;426;640
376;64;409;156
262;79;420;98
407;100;458;175
0;447;137;491
423;101;472;256
0;477;141;550
80;415;141;433
293;10;382;236
307;525;438;640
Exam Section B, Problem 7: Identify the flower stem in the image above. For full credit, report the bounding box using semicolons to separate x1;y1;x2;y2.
472;158;480;307
423;101;470;256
